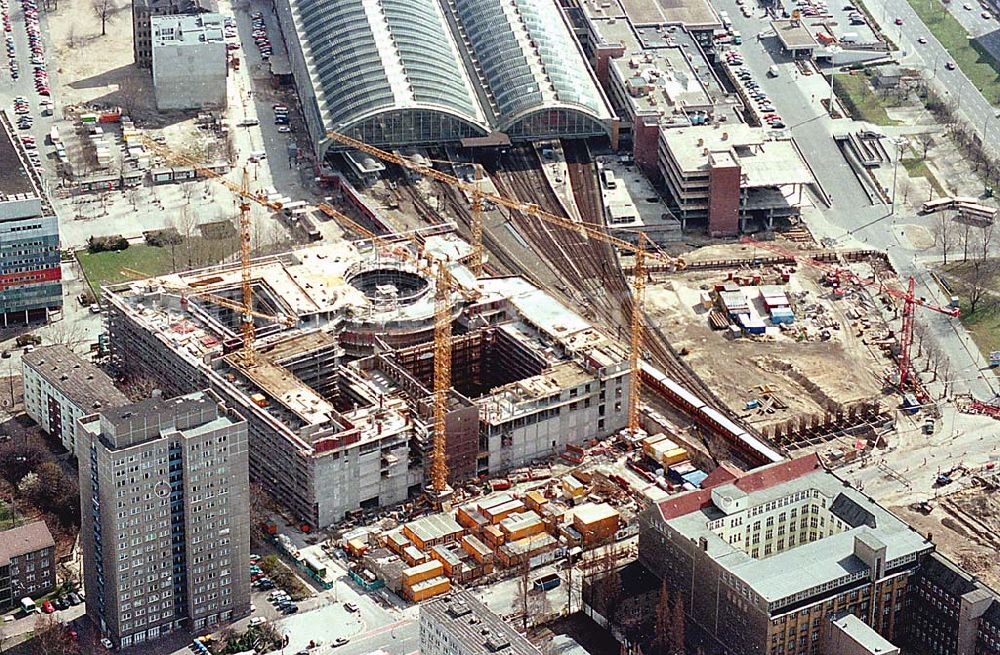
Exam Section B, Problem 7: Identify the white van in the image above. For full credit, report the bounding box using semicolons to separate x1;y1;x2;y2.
768;65;780;77
20;597;36;614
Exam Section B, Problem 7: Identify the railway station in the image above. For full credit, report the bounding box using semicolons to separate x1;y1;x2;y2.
270;0;617;156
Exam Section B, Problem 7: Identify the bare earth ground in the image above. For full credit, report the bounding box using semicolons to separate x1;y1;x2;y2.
645;244;888;430
47;0;222;164
894;490;1000;591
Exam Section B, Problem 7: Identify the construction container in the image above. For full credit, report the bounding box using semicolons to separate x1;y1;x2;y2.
402;545;427;567
483;525;505;548
572;503;621;546
401;560;443;588
482;499;524;524
561;475;586;499
461;535;493;563
524;490;548;512
499;510;544;542
384;530;411;556
80;113;97;124
641;433;670;459
658;446;688;468
770;306;795;324
405;575;450;602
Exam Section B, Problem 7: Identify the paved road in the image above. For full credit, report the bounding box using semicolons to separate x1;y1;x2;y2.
717;0;999;403
864;0;1000;139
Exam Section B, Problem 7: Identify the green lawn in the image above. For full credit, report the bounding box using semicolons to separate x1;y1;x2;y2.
76;245;176;299
905;0;1000;105
832;74;899;125
938;262;1000;365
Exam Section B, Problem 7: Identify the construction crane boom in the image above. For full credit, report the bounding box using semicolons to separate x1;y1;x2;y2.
314;202;480;302
139;135;284;211
324;130;685;271
119;268;295;327
741;237;959;393
470;164;484;278
237;168;256;366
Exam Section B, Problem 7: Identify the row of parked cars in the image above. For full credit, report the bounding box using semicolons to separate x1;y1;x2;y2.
39;591;84;614
723;50;786;129
21;0;48;95
3;0;16;80
250;12;273;60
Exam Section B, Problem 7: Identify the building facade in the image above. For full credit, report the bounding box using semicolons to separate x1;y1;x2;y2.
0;521;56;610
638;455;931;655
902;550;1000;655
420;592;539;655
22;344;130;458
151;14;228;110
78;390;251;649
0;111;61;325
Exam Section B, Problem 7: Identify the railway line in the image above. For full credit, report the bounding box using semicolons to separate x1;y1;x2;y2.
496;142;775;465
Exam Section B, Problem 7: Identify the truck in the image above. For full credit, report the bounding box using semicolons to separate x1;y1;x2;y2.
533;573;561;591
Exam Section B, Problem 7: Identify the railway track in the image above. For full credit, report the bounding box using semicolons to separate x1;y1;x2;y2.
498;142;759;449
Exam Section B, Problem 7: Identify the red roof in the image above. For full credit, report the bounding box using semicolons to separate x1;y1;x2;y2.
657;454;821;522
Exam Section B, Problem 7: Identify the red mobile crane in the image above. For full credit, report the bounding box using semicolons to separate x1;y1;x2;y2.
741;238;959;395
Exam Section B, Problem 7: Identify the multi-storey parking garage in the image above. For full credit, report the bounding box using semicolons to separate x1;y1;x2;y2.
272;0;616;155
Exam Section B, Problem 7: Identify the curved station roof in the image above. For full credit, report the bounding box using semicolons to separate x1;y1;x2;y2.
282;0;614;151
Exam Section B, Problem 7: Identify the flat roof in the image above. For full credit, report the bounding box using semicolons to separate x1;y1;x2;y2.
0;112;36;198
738;140;814;187
151;13;226;46
830;612;898;653
771;19;820;50
421;592;538;655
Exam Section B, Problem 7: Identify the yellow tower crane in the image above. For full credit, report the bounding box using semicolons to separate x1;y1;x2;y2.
324;130;681;437
138;135;287;365
430;262;454;495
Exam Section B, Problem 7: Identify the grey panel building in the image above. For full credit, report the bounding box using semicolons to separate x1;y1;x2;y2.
420;592;540;655
0;521;56;610
78;390;250;649
22;344;130;458
151;14;228;111
132;0;217;68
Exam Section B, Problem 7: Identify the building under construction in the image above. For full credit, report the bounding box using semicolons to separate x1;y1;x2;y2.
104;236;630;528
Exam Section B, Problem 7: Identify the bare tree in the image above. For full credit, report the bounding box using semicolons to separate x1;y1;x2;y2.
967;258;998;314
932;212;955;265
976;223;995;262
30;614;78;655
91;0;116;36
517;559;531;633
915;133;934;159
117;75;143;119
653;580;673;655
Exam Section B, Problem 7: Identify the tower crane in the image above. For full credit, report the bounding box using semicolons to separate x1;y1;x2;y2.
324;130;677;438
742;238;959;394
138;135;290;365
430;262;453;495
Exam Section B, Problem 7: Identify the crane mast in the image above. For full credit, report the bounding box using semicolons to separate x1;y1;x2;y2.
430;262;453;498
628;233;646;437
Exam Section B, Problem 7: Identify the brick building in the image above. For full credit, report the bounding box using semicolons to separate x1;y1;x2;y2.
638;455;931;655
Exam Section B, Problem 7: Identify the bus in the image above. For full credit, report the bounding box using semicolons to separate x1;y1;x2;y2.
303;554;327;578
956;202;997;226
919;197;955;214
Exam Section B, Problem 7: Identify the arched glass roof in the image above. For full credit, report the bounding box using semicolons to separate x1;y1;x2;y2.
453;0;609;128
297;0;487;133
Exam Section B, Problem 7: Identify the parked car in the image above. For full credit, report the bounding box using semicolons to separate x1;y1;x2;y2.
249;617;267;626
68;592;82;605
344;602;359;613
945;61;957;70
41;600;54;614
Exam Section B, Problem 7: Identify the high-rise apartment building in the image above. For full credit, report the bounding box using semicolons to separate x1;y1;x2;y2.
78;390;251;649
